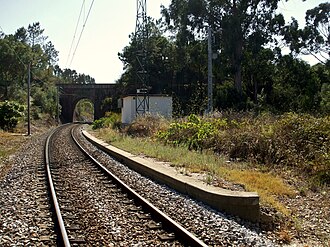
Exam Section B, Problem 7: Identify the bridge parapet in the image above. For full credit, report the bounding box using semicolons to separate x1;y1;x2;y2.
57;83;118;123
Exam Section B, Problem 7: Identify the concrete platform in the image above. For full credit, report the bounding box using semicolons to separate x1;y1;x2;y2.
83;131;260;222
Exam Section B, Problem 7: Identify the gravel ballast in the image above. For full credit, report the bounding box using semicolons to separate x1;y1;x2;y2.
0;133;57;246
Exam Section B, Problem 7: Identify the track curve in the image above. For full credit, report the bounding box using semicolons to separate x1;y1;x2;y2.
45;124;207;246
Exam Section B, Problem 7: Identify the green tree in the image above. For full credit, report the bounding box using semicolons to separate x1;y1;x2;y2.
161;0;284;98
43;41;59;66
119;17;211;114
243;47;276;108
320;83;330;113
32;81;57;118
282;3;329;65
1;22;97;122
271;55;321;112
13;22;59;77
118;20;177;94
0;101;25;131
25;22;47;48
303;3;329;65
56;68;95;84
0;35;33;103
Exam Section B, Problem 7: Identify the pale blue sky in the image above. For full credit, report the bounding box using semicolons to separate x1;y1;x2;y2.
0;0;326;83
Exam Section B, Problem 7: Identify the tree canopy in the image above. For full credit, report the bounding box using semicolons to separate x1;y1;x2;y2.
0;22;95;124
118;0;329;115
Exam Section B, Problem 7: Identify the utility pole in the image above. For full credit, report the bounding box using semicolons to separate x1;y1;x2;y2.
207;26;213;114
56;85;60;125
27;63;31;135
134;0;149;116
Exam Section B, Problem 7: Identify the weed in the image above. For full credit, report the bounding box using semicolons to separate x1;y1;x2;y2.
156;112;330;186
0;132;25;158
205;174;213;185
278;230;292;244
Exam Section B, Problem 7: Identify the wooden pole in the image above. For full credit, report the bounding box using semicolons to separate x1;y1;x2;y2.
27;63;31;135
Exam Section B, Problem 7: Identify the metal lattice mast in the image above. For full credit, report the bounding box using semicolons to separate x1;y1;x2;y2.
134;0;149;116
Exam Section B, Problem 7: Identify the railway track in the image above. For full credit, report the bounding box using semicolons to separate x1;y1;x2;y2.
0;123;272;246
45;124;207;246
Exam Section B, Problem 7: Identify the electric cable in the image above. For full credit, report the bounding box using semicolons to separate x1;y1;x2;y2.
65;0;86;67
69;0;95;67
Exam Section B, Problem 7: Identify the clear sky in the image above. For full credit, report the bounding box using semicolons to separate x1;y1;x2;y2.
0;0;326;83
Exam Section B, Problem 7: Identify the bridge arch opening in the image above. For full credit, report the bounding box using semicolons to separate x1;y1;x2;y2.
73;99;94;122
57;84;118;123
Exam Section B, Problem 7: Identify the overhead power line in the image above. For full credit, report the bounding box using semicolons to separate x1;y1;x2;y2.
65;0;86;67
68;0;95;68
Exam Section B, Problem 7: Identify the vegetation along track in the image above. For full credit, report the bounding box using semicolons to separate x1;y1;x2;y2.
46;124;208;246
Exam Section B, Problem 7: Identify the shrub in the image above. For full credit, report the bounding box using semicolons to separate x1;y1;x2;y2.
92;112;121;130
157;114;234;151
108;111;329;185
92;118;106;130
0;101;25;131
124;114;169;137
274;113;330;184
157;112;330;185
213;116;277;164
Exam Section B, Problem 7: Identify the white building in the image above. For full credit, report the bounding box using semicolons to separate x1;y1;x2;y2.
121;95;172;124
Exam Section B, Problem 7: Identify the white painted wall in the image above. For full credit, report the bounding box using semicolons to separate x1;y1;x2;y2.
121;95;172;124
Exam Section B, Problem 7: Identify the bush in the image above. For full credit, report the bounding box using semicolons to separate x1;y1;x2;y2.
157;114;235;151
124;114;169;137
274;113;330;184
213;115;277;164
157;112;330;185
0;101;25;131
92;112;121;130
99;111;329;185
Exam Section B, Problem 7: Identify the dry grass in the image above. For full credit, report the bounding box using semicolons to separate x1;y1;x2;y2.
0;132;26;158
0;118;54;180
225;169;294;214
91;126;295;214
0;131;27;180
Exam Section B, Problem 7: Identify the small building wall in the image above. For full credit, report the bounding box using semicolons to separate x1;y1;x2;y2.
121;95;172;124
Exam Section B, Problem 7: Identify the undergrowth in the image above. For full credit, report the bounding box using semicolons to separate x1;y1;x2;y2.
92;112;329;214
156;113;330;186
92;126;294;213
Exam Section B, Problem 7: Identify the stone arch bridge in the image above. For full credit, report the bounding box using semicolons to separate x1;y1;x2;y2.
57;83;119;123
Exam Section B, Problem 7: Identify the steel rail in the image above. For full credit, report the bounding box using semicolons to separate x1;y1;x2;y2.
71;126;208;247
45;126;71;247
